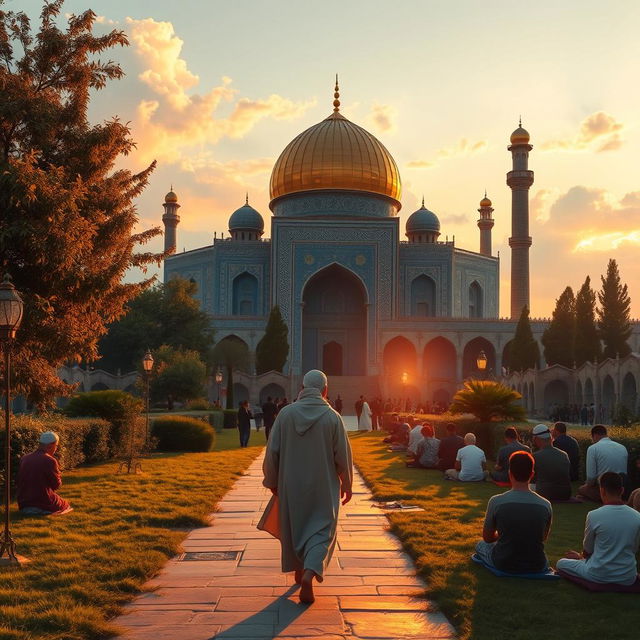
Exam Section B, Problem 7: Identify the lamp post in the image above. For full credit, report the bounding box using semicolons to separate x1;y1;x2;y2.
0;273;28;566
476;350;488;380
142;350;154;450
215;367;223;405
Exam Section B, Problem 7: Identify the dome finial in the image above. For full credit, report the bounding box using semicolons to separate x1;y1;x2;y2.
519;115;522;127
421;195;425;208
333;74;340;112
484;188;487;198
245;192;249;205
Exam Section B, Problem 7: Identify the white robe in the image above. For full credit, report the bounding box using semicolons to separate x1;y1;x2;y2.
259;387;353;578
358;401;372;431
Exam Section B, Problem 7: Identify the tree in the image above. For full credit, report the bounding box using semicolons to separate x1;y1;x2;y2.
211;337;249;409
597;259;632;359
541;287;576;367
506;306;540;372
255;306;289;374
150;345;207;404
0;2;162;406
97;277;214;373
449;380;526;423
574;276;601;366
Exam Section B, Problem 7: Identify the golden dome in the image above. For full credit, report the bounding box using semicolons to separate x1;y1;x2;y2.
165;189;178;203
480;195;492;207
269;111;402;206
510;125;530;145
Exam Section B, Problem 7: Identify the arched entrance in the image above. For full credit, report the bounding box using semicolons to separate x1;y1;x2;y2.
302;265;367;375
602;375;615;422
260;383;286;404
462;337;496;379
423;337;456;382
323;341;343;376
621;372;637;413
543;379;569;415
576;380;583;407
584;378;594;405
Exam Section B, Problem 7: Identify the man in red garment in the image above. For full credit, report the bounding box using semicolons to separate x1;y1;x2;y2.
17;431;72;515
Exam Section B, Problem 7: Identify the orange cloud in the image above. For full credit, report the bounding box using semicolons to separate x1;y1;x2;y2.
406;138;487;169
541;111;624;153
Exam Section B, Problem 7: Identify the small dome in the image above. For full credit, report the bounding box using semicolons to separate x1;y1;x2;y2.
510;125;530;145
480;195;492;207
228;201;264;232
406;201;440;234
165;190;178;203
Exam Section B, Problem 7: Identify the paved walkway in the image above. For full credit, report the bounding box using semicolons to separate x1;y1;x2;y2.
115;452;455;640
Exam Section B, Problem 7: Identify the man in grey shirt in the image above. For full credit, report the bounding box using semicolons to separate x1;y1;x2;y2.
578;425;628;502
557;472;640;585
532;424;571;501
491;426;530;483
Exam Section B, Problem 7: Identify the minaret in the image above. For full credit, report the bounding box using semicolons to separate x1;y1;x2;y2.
477;192;494;256
507;120;534;319
162;187;180;254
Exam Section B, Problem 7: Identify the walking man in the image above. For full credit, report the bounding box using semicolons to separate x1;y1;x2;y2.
259;369;353;603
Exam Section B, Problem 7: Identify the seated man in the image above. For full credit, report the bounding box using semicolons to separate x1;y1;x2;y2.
532;424;572;501
557;472;640;585
445;433;488;481
17;431;72;515
490;426;530;483
407;424;439;468
578;425;628;502
475;451;552;574
552;422;580;481
407;421;425;460
437;422;464;472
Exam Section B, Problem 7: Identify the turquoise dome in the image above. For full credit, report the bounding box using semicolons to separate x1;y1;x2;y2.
228;202;264;232
406;202;440;234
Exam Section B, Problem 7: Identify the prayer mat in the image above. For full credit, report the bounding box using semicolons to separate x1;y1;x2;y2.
471;554;560;580
556;569;640;593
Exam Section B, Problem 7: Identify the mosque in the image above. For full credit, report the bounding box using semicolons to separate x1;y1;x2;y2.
157;82;640;416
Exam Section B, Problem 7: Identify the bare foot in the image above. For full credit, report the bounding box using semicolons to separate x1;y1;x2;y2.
299;569;315;603
294;569;303;585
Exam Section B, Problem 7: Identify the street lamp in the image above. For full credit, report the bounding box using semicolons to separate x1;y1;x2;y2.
215;367;223;405
142;349;154;450
476;350;488;380
0;273;28;566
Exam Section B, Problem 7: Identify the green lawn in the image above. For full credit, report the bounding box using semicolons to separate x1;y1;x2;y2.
0;429;262;640
350;430;640;640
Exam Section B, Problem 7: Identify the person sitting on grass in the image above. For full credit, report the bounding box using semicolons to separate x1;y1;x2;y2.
407;424;440;468
437;422;464;472
557;471;640;585
407;421;425;459
531;424;572;502
490;427;531;483
578;425;629;503
17;431;72;516
475;451;552;574
552;422;580;481
444;433;488;481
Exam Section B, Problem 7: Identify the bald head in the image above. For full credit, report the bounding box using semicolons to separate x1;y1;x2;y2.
302;369;328;394
464;433;476;445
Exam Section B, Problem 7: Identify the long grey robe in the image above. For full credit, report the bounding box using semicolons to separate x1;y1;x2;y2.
259;387;353;578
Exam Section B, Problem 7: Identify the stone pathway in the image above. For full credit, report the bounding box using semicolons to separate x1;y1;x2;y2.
115;452;455;639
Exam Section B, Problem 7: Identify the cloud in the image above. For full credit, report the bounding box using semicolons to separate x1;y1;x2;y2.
125;17;314;164
530;188;557;222
541;111;624;153
367;103;397;133
440;213;469;225
406;138;487;169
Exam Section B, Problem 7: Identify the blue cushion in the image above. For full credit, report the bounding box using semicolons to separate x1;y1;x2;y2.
471;554;560;580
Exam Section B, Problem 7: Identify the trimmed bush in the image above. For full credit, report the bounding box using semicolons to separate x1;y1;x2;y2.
186;397;213;411
152;416;216;452
223;409;238;429
209;410;224;432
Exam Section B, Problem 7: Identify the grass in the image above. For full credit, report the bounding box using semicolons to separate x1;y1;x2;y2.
349;430;640;640
0;428;262;640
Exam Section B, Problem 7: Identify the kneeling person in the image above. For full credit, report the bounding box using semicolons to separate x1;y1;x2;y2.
475;451;552;574
17;431;71;515
445;433;487;481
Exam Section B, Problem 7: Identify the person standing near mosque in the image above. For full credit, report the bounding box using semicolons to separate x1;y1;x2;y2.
358;397;373;431
259;369;353;604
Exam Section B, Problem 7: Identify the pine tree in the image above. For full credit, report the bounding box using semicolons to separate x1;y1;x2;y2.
574;276;601;366
255;306;290;374
597;259;632;359
541;287;576;367
506;306;540;372
0;3;161;406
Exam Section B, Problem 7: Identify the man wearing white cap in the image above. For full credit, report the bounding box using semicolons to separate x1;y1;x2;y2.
16;431;72;515
259;369;353;604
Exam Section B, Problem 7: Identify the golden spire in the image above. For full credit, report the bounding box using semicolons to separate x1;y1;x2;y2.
245;192;249;205
519;115;522;127
421;195;425;208
333;74;340;112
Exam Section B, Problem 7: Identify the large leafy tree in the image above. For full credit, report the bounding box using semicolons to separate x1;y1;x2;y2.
149;345;207;404
541;287;576;367
449;380;526;423
506;305;540;372
255;306;289;374
574;276;601;366
0;2;161;406
597;259;632;359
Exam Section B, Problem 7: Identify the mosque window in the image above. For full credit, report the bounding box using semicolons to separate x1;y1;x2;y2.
411;275;436;317
232;272;259;315
469;281;483;318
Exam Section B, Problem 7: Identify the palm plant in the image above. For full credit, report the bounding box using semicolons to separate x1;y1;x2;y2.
449;380;526;423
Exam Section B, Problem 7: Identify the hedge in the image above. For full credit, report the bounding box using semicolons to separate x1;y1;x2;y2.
151;416;216;452
223;409;238;429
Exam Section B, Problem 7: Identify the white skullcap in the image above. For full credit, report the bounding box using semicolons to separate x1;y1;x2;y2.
40;431;59;445
532;424;551;439
302;369;327;391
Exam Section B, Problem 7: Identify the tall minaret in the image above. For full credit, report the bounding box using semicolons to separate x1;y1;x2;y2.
507;121;534;319
162;188;180;254
477;192;494;256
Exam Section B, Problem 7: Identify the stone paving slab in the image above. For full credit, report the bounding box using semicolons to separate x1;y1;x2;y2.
113;451;456;639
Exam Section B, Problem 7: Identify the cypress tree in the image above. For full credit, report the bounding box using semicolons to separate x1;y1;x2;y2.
597;259;632;359
574;276;601;366
255;306;290;374
542;287;576;367
507;305;540;372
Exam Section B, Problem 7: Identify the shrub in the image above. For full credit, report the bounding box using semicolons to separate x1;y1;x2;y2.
151;416;216;452
186;397;213;411
223;409;238;429
450;380;527;423
209;410;224;432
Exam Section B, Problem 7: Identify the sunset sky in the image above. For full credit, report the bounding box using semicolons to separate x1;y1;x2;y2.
20;0;640;318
